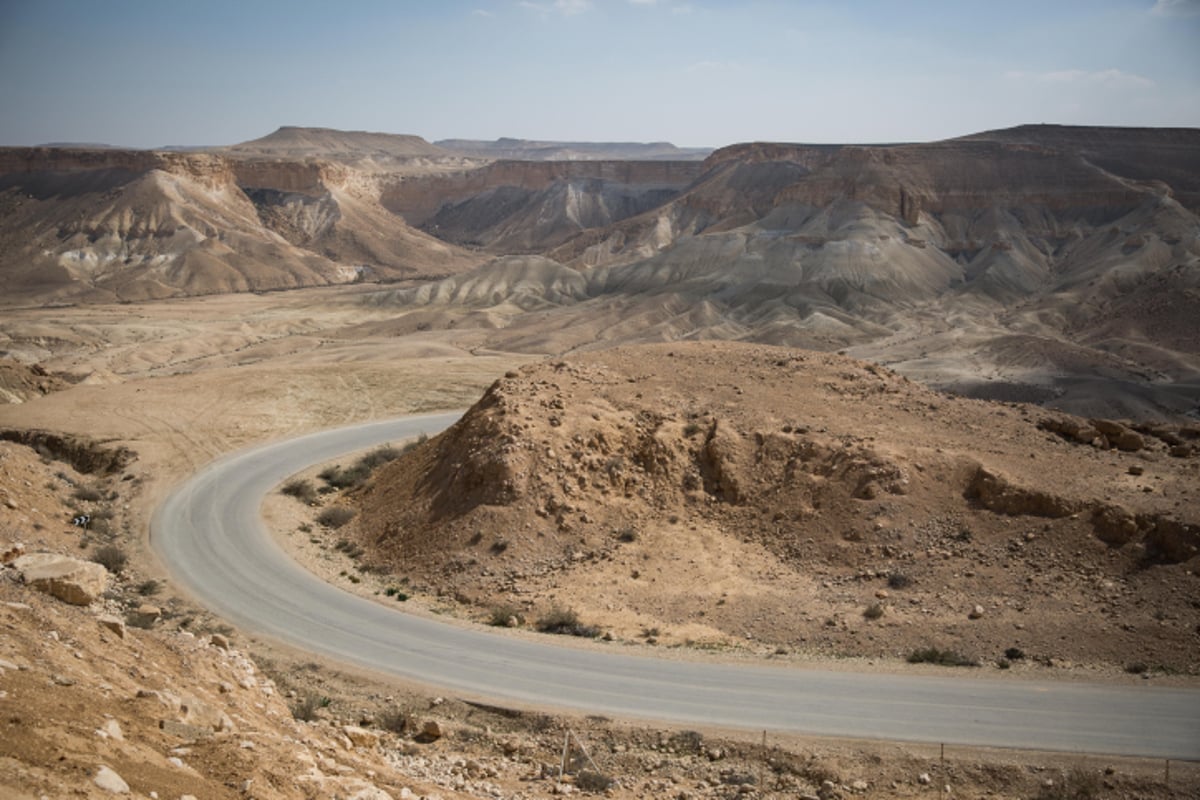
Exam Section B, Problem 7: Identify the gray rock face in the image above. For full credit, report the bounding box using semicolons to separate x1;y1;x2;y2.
13;553;108;605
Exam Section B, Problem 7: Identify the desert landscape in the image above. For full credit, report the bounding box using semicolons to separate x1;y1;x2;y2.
2;118;1199;800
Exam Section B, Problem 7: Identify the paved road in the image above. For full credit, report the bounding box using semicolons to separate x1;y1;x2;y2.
152;413;1200;759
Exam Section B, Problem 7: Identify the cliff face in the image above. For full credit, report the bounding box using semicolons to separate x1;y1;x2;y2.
380;160;706;251
0;147;483;304
366;126;1200;420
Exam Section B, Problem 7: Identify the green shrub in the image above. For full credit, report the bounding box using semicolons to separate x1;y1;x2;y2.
907;647;979;667
317;506;355;528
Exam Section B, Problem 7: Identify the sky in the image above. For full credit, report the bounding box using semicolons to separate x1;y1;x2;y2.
0;0;1197;149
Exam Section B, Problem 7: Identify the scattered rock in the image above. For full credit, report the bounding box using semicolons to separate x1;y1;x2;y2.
98;719;124;741
1;541;26;564
98;614;126;639
179;693;234;732
918;772;932;785
210;632;230;650
159;719;214;742
969;604;985;620
93;765;129;794
129;604;162;626
1091;419;1144;452
420;719;443;740
343;725;381;749
13;552;108;605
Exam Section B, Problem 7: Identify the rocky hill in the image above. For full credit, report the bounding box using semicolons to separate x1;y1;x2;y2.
0;145;484;304
366;125;1200;420
348;342;1200;672
226;126;453;162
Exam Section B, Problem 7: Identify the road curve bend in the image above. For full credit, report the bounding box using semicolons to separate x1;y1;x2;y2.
153;413;1200;759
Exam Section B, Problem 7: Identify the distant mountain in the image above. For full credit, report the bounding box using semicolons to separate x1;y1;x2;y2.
226;126;452;162
435;137;712;161
370;125;1200;420
0;147;483;304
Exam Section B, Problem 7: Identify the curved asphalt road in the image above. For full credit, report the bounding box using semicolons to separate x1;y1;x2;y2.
153;413;1200;759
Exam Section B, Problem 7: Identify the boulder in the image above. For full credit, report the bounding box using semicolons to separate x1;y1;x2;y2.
1091;505;1140;546
420;719;443;740
129;604;161;626
98;615;126;639
14;553;108;605
93;765;129;794
343;725;381;749
1091;419;1144;452
179;693;235;733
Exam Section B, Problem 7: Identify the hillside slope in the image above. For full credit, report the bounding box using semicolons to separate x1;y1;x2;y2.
348;342;1200;671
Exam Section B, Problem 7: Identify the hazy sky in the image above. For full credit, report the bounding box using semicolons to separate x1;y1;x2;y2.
1;0;1197;149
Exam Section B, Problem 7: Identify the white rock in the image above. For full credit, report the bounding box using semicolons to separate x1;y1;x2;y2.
101;719;124;741
93;765;129;794
918;772;931;785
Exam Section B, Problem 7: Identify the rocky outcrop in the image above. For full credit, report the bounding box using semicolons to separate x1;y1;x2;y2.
13;553;109;605
965;467;1080;518
381;160;704;230
0;428;135;474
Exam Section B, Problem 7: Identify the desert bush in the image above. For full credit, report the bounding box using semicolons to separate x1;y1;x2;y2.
668;730;704;754
91;545;127;574
316;506;356;528
379;707;413;734
137;579;162;596
281;478;317;504
576;770;614;792
1035;768;1101;800
907;647;979;667
863;603;885;620
682;421;703;437
317;446;403;492
887;572;913;589
616;526;638;543
290;693;330;722
1124;662;1148;675
72;485;103;502
1004;647;1025;660
536;606;599;638
488;604;523;627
